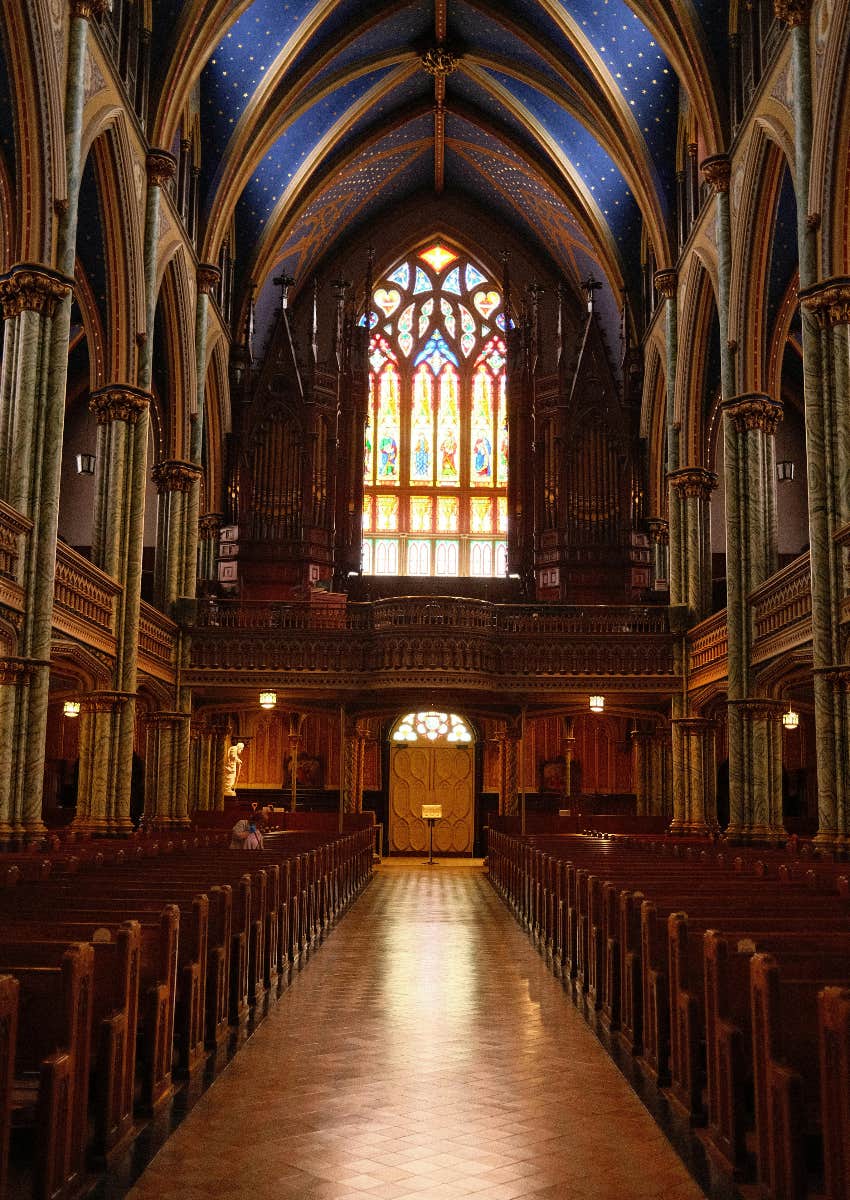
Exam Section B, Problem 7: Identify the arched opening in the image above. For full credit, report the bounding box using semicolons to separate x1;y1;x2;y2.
388;710;476;855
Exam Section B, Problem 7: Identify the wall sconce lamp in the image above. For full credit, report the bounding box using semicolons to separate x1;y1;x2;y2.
63;700;81;718
782;706;799;730
75;453;96;475
259;691;277;710
777;461;795;483
589;695;605;714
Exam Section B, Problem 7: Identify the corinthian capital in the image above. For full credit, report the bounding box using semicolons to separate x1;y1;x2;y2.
799;276;850;328
197;264;222;295
89;384;151;425
0;263;74;320
722;392;783;435
151;459;202;494
146;150;178;187
700;154;731;194
69;0;109;18
667;466;718;502
653;269;677;299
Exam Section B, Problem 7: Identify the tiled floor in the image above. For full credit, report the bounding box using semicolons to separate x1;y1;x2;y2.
127;862;706;1200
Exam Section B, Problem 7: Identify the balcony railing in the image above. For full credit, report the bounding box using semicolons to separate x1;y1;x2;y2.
190;598;675;687
0;502;31;612
751;553;812;663
53;543;120;651
688;610;729;681
139;601;177;672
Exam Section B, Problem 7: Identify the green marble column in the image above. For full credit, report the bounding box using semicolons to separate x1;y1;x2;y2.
73;692;133;834
630;728;655;816
152;461;202;611
674;718;718;833
560;717;575;801
647;519;669;592
143;710;191;828
798;281;850;846
0;267;74;841
197;513;223;586
667;468;717;622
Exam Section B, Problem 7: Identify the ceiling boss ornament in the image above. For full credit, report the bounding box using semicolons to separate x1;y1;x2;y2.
421;46;460;77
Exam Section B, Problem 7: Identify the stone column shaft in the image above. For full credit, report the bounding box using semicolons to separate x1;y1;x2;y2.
74;692;134;835
143;711;191;828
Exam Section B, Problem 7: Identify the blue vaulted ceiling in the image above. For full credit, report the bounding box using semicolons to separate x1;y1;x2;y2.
152;0;729;340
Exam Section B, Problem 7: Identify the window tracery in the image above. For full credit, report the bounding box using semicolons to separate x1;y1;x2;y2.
362;244;508;577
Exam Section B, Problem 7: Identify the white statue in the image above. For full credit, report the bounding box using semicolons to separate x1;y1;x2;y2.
223;741;244;796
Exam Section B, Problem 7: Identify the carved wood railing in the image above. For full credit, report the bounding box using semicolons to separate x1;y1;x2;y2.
139;602;177;677
0;501;31;614
53;543;120;652
688;610;729;683
750;553;812;663
190;598;676;691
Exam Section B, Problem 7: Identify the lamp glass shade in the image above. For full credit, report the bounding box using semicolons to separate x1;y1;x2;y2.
75;453;96;475
63;700;81;718
782;709;799;729
777;461;795;482
259;691;277;709
589;695;605;713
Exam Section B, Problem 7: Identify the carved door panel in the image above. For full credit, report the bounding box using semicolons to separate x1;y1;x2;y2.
390;744;474;854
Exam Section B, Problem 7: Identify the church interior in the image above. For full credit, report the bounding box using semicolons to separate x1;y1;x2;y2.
1;0;850;1197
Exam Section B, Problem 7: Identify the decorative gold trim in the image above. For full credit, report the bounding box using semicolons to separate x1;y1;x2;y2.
0;657;50;684
799;277;850;328
421;46;460;77
0;264;74;320
198;513;224;539
146;151;178;187
151;460;202;494
69;0;109;19
197;264;222;295
699;154;731;194
773;0;812;26
667;467;718;501
88;384;151;425
653;269;677;299
80;691;134;714
722;392;783;435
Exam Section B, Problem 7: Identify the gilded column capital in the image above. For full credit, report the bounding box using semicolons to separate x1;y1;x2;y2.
647;517;669;546
667;466;718;501
69;0;109;18
143;709;190;728
773;0;812;25
0;263;74;320
728;697;787;720
151;459;202;494
197;264;222;295
653;269;678;299
88;384;151;425
700;154;731;193
146;150;178;187
799;276;850;327
673;716;718;734
722;392;783;434
198;512;224;539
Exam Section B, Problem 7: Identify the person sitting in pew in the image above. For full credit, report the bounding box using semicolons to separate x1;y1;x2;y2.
230;811;264;850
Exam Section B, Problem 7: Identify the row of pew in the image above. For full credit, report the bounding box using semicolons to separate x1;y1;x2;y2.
487;829;850;1200
0;824;374;1200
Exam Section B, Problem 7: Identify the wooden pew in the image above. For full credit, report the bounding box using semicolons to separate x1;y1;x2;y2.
4;941;94;1200
0;975;18;1200
818;986;850;1200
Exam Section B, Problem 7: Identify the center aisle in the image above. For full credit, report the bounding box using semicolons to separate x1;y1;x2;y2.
128;862;705;1200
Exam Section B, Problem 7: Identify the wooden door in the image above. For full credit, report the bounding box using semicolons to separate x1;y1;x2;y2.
389;744;474;854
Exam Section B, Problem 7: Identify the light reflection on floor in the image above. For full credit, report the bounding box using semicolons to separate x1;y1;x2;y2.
127;862;706;1200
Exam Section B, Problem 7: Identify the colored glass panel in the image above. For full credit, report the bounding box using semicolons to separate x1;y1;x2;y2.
465;264;487;290
474;290;500;320
470;366;494;485
409;496;433;532
361;539;372;572
413;266;431;294
470;497;493;534
363;390;374;483
376;365;400;484
435;540;459;576
469;541;493;577
358;312;379;328
398;331;413;357
437;366;460;486
410;366;433;482
362;495;373;531
498;376;508;484
387;263;410;289
442;267;461;295
495;542;508;575
407;540;431;575
437;496;459;532
418;297;433;339
375;287;401;317
440;298;456;339
415;330;458;373
374;539;399;575
419;244;457;272
376;494;399;531
498;496;508;533
397;303;414;357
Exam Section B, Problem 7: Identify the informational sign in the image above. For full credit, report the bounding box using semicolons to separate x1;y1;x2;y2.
421;804;443;820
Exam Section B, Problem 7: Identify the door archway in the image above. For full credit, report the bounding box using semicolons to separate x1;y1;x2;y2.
388;711;475;855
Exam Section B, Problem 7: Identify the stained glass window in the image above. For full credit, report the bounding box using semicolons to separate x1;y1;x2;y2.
364;243;508;577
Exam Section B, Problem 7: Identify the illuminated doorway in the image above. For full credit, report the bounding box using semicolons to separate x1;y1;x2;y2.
388;711;475;854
